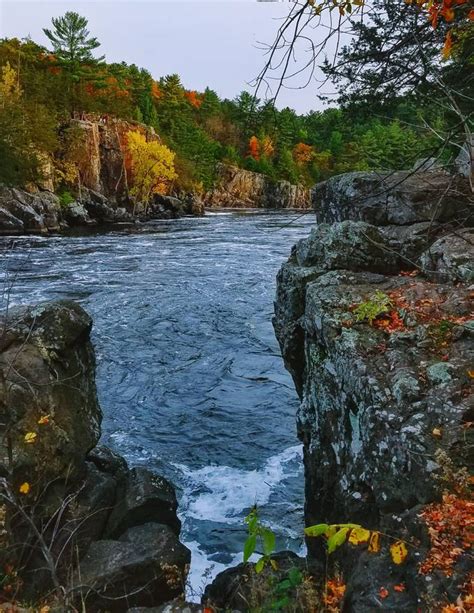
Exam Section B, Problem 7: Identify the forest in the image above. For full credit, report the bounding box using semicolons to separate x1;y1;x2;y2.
1;2;469;195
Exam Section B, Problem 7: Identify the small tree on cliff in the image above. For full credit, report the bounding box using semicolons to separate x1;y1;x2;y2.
126;131;177;213
43;12;104;113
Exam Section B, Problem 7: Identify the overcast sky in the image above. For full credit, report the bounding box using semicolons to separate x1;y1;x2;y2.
0;0;332;113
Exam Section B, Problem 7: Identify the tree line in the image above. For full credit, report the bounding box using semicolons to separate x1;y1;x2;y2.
0;9;469;194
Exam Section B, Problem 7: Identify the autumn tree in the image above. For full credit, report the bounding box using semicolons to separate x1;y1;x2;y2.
43;12;104;112
248;135;260;160
126;131;177;212
0;62;56;185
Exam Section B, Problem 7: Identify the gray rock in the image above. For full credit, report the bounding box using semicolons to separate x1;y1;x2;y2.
106;467;181;538
0;300;101;488
420;230;474;283
62;201;95;226
0;187;61;233
312;170;469;226
73;523;190;612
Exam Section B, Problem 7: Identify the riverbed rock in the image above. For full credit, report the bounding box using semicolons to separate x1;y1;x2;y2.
72;523;190;612
0;187;61;233
205;163;310;209
274;170;473;610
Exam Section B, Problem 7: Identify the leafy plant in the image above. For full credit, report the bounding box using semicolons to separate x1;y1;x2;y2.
57;190;75;207
271;567;303;610
304;522;409;565
353;291;393;325
243;507;277;573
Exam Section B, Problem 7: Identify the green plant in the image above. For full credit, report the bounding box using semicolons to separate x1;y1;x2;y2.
353;290;392;325
58;190;75;207
243;507;277;573
271;567;303;611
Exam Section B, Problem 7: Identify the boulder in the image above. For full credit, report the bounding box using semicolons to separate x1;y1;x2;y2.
203;552;310;612
128;602;205;613
62;201;95;226
0;300;101;490
312;170;470;226
72;523;190;612
0;187;61;234
106;467;181;538
420;229;474;283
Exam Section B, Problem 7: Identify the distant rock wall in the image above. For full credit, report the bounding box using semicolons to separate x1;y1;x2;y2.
205;163;310;210
274;170;473;610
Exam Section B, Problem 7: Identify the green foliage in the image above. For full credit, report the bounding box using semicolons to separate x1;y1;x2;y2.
243;507;277;573
57;190;75;207
353;291;392;325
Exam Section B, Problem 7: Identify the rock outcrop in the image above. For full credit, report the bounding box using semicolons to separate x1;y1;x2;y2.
205;164;310;210
274;170;473;610
0;301;189;609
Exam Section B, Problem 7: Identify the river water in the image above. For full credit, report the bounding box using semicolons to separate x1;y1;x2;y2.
1;210;314;597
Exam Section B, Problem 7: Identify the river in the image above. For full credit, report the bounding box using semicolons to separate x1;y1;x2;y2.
1;210;315;597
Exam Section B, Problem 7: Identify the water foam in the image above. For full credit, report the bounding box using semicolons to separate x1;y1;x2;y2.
175;444;303;524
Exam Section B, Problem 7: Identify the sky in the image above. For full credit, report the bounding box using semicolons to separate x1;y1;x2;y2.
0;0;332;113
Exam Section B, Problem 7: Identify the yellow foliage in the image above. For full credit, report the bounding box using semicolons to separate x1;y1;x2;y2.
126;131;177;206
348;526;371;545
0;61;21;104
19;482;30;495
368;531;381;553
38;414;50;425
24;432;37;444
390;540;408;564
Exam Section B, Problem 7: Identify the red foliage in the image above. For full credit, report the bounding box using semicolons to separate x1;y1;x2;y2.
419;494;473;577
185;90;202;108
248;135;260;161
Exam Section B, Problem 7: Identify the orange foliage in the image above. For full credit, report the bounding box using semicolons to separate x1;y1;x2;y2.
414;0;474;56
324;577;346;612
151;81;161;101
373;310;405;333
419;494;473;577
185;90;202;108
261;135;275;158
293;142;314;165
248;135;260;161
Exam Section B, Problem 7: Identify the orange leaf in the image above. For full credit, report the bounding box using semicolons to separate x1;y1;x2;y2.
379;587;389;599
368;531;381;553
394;583;406;592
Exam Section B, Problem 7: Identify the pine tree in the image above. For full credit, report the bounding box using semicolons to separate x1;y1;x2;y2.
43;12;104;113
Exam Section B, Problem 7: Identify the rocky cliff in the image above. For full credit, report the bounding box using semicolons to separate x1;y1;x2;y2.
273;170;473;610
0;301;190;610
205;164;310;210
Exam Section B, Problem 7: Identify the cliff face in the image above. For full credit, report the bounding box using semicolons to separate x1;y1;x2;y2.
274;170;473;610
205;163;310;209
0;301;190;609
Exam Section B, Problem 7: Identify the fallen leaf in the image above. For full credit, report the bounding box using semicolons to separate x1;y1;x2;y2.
38;414;50;425
379;587;389;599
432;427;442;438
368;531;381;553
19;482;30;495
24;432;37;444
394;583;406;592
390;541;408;565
